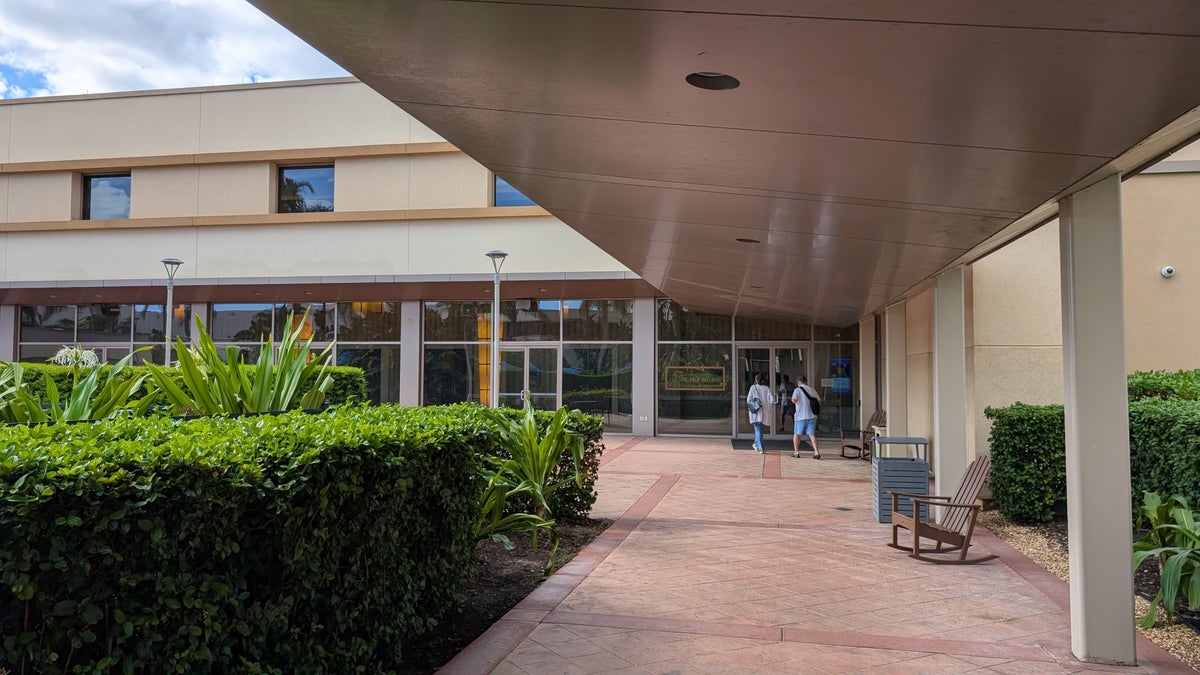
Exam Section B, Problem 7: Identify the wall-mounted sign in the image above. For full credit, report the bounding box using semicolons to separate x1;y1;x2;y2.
663;366;727;391
830;357;852;395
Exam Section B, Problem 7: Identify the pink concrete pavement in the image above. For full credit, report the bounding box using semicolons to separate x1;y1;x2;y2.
441;437;1192;674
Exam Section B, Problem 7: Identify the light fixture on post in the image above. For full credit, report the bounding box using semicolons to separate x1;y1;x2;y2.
485;250;508;408
161;257;183;365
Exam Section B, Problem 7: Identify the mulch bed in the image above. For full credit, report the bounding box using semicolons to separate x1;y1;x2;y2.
397;519;611;673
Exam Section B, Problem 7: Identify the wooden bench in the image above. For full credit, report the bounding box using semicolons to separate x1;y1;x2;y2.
887;454;996;564
841;409;886;460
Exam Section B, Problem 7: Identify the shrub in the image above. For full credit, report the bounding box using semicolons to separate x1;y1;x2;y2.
1127;369;1200;401
1133;492;1200;627
1130;398;1200;507
984;402;1066;523
0;405;483;672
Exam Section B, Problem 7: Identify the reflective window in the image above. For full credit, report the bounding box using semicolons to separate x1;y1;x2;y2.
657;299;731;341
812;342;859;433
500;300;560;342
812;323;859;341
657;343;732;435
337;302;400;341
20;306;76;343
210;303;273;342
278;165;334;212
77;304;132;342
424;301;491;342
275;303;335;341
131;304;191;343
494;175;535;207
563;344;633;433
83;174;131;220
563;299;633;341
734;316;811;341
423;344;487;405
337;345;401;403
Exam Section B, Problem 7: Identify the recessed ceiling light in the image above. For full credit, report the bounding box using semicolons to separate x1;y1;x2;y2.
48;294;57;299
93;293;102;298
538;288;548;292
303;291;313;296
736;237;760;244
686;71;740;91
253;291;263;296
750;285;764;289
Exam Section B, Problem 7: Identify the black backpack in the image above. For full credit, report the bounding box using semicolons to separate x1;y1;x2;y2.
800;386;821;415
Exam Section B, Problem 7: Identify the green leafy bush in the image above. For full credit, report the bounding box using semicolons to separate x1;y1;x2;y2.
1133;492;1200;627
1127;369;1200;401
984;402;1066;523
0;405;484;672
1130;397;1200;506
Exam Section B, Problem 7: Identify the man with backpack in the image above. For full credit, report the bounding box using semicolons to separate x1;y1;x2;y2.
791;375;822;459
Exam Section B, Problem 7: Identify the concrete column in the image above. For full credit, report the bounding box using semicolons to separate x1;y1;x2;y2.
884;303;907;445
398;300;422;406
934;268;969;494
1059;175;1135;665
0;306;16;361
858;315;877;427
188;303;208;348
631;297;656;436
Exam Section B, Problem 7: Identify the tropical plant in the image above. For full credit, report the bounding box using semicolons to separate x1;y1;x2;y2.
0;349;155;423
146;309;333;415
477;396;586;573
1133;491;1200;627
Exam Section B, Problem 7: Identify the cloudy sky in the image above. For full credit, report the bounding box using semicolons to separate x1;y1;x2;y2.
0;0;348;99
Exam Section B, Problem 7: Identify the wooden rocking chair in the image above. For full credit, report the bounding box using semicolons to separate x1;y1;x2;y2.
887;454;997;564
840;409;886;460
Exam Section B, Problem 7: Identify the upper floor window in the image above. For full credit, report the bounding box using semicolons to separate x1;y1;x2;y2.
494;175;536;207
82;173;131;219
278;165;334;213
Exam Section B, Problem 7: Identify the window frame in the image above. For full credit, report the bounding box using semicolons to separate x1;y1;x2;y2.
277;164;335;213
81;172;132;220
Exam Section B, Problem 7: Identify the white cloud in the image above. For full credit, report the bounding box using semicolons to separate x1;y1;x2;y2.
0;0;348;99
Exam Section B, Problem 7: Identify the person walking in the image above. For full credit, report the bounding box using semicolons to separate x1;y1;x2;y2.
746;372;775;453
778;374;795;430
791;374;822;459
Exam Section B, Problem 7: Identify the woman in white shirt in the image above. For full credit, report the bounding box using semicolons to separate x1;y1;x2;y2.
746;372;775;453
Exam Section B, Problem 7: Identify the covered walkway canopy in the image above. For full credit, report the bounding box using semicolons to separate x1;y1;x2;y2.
250;0;1200;665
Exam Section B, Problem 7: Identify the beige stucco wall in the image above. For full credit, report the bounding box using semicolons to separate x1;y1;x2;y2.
5;172;74;222
0;216;629;283
967;222;1064;455
197;164;272;216
336;154;490;211
905;289;935;462
407;154;490;209
0;175;7;221
1122;171;1200;372
133;166;199;218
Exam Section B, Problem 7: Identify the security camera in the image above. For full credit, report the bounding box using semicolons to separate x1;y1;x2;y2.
1161;266;1175;278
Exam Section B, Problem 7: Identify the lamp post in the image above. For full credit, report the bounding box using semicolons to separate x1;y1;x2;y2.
161;258;183;365
485;250;508;408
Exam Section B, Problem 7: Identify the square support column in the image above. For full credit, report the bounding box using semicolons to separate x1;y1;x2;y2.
631;297;656;436
884;303;907;441
398;301;422;406
1059;175;1135;665
934;267;969;493
858;315;877;427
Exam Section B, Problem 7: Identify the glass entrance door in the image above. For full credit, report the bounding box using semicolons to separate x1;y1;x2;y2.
735;346;807;440
499;346;559;411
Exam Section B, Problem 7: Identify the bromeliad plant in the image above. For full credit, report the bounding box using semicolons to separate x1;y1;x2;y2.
147;309;333;415
1133;491;1200;627
477;396;586;573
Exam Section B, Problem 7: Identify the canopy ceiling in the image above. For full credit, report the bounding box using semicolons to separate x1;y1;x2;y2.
251;0;1200;326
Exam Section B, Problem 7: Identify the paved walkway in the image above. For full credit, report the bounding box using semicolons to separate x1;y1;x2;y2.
441;437;1191;674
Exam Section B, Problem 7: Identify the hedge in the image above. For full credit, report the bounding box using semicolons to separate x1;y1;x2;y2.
987;370;1200;523
12;362;368;408
0;405;485;672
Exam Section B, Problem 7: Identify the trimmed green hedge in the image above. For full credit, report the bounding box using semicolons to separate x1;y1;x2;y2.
0;405;484;672
13;362;367;407
987;369;1200;523
984;402;1067;523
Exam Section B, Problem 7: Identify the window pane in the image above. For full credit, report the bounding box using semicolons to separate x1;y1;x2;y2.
275;303;335;341
83;174;131;220
500;300;560;342
77;304;132;342
812;323;859;341
18;344;61;363
424;301;491;342
337;302;400;341
423;344;487;405
132;344;164;365
212;344;261;364
657;299;731;341
20;306;76;343
812;342;859;434
657;343;732;435
337;345;401;404
734;316;811;341
494;175;535;207
210;303;273;342
278;165;334;212
563;344;633;433
563;299;633;341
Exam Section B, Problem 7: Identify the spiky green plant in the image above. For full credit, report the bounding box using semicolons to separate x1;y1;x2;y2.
1134;492;1200;627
